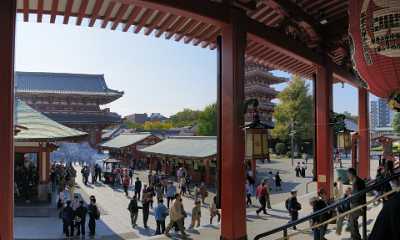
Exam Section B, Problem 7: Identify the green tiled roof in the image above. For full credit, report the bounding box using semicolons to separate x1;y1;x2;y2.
140;136;217;159
15;100;87;142
101;133;152;149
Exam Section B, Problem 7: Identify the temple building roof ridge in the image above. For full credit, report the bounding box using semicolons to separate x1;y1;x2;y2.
15;71;124;103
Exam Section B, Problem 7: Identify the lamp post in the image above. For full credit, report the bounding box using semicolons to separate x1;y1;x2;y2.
289;121;297;167
244;99;274;176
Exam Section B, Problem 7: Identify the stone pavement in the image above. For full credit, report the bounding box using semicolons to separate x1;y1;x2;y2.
14;157;382;240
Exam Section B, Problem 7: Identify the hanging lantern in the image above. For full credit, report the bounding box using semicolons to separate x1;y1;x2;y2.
244;99;273;160
337;130;352;150
349;0;400;109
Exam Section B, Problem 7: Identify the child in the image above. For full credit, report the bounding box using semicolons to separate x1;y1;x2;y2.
189;200;202;229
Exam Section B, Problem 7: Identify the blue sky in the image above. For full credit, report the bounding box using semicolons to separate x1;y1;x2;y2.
15;14;365;117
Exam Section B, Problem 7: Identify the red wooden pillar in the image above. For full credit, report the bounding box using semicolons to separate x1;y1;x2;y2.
358;88;370;179
315;64;333;197
0;0;16;238
220;9;247;240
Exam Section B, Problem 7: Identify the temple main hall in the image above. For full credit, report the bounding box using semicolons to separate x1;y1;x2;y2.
15;72;124;146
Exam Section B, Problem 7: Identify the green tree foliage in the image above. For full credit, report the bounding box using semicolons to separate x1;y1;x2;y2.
143;121;173;131
342;111;358;123
197;103;217;136
275;142;287;155
272;75;313;143
169;109;201;127
124;120;143;130
392;112;400;134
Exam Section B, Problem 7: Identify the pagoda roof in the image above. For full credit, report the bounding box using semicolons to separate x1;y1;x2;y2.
15;100;87;142
45;112;122;125
245;70;288;85
15;72;123;104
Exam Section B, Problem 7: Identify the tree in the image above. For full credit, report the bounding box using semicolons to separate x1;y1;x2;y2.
392;112;400;134
342;111;358;122
124;120;143;130
197;103;217;136
143;121;173;131
169;108;201;127
272;75;313;144
275;142;287;155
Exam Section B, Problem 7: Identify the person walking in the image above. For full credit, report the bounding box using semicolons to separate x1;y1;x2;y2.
166;181;176;208
301;162;307;178
210;196;221;224
246;180;252;207
88;196;100;237
199;182;208;204
128;196;140;228
347;168;366;240
142;188;151;228
134;177;142;200
286;191;301;230
336;187;351;235
74;200;87;237
275;171;282;191
62;200;74;238
154;198;169;235
189;200;201;229
256;182;268;216
123;174;130;197
309;196;328;240
165;194;188;238
295;162;301;177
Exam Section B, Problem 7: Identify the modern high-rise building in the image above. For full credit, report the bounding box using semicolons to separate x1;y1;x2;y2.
370;98;394;129
370;101;378;130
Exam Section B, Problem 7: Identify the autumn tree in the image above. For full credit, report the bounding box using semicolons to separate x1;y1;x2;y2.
272;75;313;144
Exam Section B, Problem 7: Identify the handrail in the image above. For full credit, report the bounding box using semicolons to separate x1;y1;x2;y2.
271;186;400;240
254;171;400;240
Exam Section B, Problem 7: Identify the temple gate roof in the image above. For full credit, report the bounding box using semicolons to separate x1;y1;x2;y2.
15;71;124;104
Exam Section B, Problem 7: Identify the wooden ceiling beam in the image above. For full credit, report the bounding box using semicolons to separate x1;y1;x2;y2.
111;3;129;30
37;0;44;22
63;0;74;24
89;0;105;27
144;11;166;35
123;0;229;27
76;0;89;25
50;0;59;23
23;0;29;22
155;14;176;37
134;8;153;33
244;17;359;87
263;0;322;33
123;5;142;32
101;1;117;28
164;16;188;39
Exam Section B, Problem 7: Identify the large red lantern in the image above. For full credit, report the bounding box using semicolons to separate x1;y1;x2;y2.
349;0;400;107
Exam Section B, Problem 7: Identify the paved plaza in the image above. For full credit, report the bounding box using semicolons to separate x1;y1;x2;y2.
15;157;382;240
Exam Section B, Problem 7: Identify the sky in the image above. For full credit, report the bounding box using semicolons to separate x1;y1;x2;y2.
15;14;364;117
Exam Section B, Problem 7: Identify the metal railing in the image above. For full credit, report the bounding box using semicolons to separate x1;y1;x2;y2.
254;171;400;240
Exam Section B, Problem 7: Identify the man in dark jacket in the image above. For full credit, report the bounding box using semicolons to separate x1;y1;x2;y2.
62;200;74;238
88;196;100;237
287;190;301;230
309;197;327;240
369;178;400;240
134;177;142;200
348;168;366;240
74;200;87;236
128;196;140;228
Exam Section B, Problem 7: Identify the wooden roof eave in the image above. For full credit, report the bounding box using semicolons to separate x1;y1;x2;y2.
15;133;88;143
141;150;216;161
